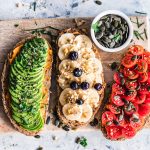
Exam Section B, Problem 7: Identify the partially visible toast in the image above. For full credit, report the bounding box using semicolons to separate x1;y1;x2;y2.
1;36;53;136
57;28;106;129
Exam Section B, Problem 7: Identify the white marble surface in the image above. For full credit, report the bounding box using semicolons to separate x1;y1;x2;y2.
0;0;150;150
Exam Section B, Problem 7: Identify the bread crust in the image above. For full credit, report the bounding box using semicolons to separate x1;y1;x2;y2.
1;36;53;136
56;28;106;129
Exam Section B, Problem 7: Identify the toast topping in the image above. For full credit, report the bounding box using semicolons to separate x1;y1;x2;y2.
58;33;104;123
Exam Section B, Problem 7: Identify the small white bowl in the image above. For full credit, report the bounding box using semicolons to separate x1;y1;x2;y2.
91;10;133;52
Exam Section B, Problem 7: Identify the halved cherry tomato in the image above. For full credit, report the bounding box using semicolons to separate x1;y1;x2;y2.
113;72;125;85
123;68;139;79
130;113;144;130
124;90;137;101
111;94;124;106
112;83;125;95
144;98;150;103
124;102;138;115
137;59;148;73
106;125;122;140
106;104;121;114
143;52;150;64
122;54;137;68
125;80;137;90
128;45;144;56
147;72;150;84
134;94;146;104
138;72;148;83
122;125;136;139
139;85;149;95
102;111;116;126
138;103;150;117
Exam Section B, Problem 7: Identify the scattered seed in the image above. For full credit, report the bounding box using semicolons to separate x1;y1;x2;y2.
34;135;40;139
110;62;118;70
36;146;43;150
46;116;51;124
90;118;98;126
14;24;19;27
75;137;81;144
62;125;70;131
52;135;58;141
94;0;102;5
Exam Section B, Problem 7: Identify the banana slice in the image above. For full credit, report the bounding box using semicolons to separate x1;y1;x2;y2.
80;48;95;60
86;89;100;108
59;88;78;106
63;103;82;121
58;44;78;60
77;104;93;123
89;58;103;73
58;33;75;47
59;60;80;74
74;35;92;49
58;73;73;89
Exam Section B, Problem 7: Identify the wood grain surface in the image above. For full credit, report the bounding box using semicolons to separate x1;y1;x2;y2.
0;16;149;133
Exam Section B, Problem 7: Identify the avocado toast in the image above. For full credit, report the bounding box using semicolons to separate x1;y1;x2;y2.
1;37;52;135
57;28;105;129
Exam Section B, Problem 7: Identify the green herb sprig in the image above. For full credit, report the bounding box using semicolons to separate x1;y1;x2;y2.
75;137;88;148
92;22;100;32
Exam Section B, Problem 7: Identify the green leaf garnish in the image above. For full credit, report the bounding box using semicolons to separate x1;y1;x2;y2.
92;22;100;33
79;137;88;147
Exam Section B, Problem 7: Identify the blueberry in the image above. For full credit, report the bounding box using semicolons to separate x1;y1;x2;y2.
76;99;84;105
68;51;78;60
70;81;79;90
73;68;82;77
94;83;102;91
81;82;89;90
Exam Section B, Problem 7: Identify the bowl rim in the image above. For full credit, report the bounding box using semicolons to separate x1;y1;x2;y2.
91;10;133;52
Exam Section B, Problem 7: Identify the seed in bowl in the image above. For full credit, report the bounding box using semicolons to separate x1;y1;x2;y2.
92;14;129;48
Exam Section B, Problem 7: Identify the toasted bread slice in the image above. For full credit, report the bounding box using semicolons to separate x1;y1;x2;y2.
57;28;106;129
1;36;52;136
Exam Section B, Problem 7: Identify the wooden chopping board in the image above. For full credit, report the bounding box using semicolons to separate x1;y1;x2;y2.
0;16;149;133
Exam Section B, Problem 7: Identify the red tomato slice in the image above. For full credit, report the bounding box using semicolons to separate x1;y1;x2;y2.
113;72;125;85
143;52;150;64
125;80;137;90
125;90;137;101
134;94;146;104
147;72;150;84
137;59;148;73
130;113;144;130
138;103;150;117
128;45;144;56
112;83;125;95
138;72;148;83
124;102;138;115
122;54;137;68
111;94;124;106
144;98;150;103
106;125;122;140
123;68;139;79
122;125;136;139
106;104;121;114
102;111;116;126
139;85;149;95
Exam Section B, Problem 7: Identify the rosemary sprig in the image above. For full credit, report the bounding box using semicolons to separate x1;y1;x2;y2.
135;11;147;15
134;30;144;41
144;28;148;39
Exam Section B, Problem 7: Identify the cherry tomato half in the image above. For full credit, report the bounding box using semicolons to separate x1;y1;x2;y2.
106;125;122;140
137;59;148;73
124;102;138;115
122;125;136;139
111;94;124;106
123;68;139;79
112;83;125;95
143;52;150;64
138;103;150;117
124;90;137;101
102;111;116;126
130;113;144;130
138;72;148;83
122;54;137;68
125;80;137;90
128;45;144;56
106;104;121;114
134;94;146;104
